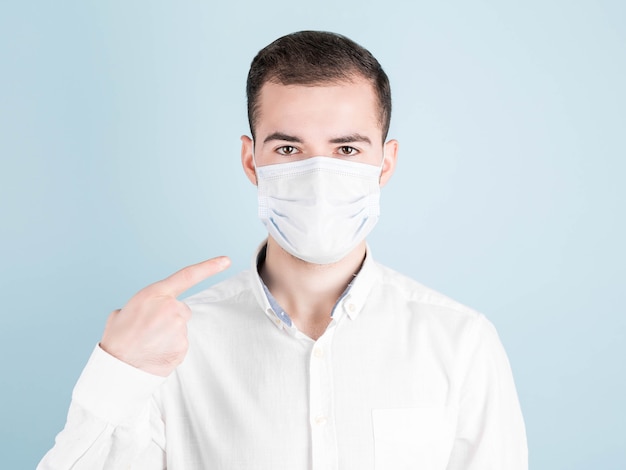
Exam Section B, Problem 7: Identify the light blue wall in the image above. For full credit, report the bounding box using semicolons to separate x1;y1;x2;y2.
1;1;624;468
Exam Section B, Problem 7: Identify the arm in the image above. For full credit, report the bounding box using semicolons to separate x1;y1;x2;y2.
37;346;166;470
446;315;528;470
38;256;231;469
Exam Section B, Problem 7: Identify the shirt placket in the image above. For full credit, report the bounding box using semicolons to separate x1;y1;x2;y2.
309;321;339;470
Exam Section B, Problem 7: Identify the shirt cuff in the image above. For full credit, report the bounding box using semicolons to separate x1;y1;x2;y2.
71;344;166;425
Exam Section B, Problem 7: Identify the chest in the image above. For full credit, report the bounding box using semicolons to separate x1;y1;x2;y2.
157;316;459;469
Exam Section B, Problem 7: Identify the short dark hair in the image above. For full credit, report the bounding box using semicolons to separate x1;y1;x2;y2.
246;31;392;142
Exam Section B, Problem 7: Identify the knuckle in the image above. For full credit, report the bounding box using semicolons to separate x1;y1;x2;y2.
163;297;181;313
132;287;151;302
172;315;186;329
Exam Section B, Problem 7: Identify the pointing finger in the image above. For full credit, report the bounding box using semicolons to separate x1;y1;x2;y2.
156;256;231;297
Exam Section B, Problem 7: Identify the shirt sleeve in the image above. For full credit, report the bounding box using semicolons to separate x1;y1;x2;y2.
37;345;167;470
446;315;528;470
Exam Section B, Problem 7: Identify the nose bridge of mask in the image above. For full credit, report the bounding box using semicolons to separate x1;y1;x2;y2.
256;156;381;210
264;157;347;204
309;162;338;203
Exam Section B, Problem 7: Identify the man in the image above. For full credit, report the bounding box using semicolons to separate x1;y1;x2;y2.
39;31;527;469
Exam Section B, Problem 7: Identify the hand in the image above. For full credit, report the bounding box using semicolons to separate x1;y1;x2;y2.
100;256;231;376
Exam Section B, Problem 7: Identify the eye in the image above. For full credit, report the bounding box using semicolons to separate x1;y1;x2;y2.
338;146;358;156
276;146;298;156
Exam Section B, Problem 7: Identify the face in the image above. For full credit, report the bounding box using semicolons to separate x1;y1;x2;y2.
241;77;398;185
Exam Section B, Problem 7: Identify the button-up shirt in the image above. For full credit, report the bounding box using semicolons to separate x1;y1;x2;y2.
38;246;527;469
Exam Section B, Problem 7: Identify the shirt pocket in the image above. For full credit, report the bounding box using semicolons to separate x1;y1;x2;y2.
372;406;455;470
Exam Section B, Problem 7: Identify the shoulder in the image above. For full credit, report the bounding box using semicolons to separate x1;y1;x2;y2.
182;269;262;326
370;262;506;363
369;261;498;340
181;269;271;339
373;262;480;318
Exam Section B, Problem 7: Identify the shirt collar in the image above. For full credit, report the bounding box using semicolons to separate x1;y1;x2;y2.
334;245;379;321
249;241;283;329
249;240;380;330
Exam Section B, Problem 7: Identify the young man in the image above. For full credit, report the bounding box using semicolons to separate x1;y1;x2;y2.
39;31;527;469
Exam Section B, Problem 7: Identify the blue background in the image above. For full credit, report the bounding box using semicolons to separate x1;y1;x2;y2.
1;1;624;468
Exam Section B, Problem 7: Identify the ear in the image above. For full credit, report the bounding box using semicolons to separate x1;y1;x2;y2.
380;139;398;187
241;135;257;185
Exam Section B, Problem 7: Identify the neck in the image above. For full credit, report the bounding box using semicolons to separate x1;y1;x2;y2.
260;237;366;340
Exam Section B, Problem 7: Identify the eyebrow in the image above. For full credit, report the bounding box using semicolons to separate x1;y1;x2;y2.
263;132;303;144
263;132;372;145
329;133;372;145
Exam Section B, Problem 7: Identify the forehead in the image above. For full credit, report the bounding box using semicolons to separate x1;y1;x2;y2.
255;78;381;137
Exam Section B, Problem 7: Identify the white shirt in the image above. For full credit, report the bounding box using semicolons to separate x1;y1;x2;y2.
38;246;527;469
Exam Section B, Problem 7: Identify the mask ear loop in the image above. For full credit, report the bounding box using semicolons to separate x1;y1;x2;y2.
378;148;386;182
251;139;261;185
251;139;258;169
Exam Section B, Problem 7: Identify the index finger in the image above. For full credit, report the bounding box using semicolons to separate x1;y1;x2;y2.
156;256;231;297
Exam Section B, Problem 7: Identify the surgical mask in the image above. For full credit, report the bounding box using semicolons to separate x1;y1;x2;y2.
256;156;383;264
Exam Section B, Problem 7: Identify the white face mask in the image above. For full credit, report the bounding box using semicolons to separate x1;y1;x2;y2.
256;156;383;264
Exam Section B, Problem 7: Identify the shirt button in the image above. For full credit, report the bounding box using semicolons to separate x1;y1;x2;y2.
346;303;356;312
274;318;282;326
314;416;327;426
313;347;324;358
